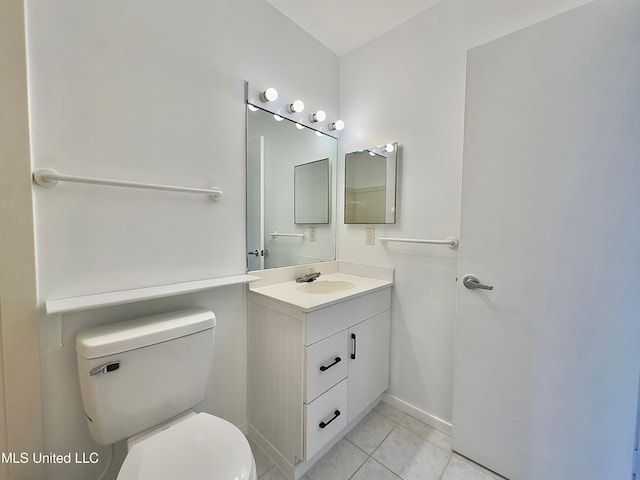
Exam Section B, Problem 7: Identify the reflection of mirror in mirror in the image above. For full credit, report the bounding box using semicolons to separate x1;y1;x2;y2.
247;106;337;271
295;159;329;224
345;143;398;224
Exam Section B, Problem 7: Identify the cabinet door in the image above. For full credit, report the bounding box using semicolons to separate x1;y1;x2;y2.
347;311;390;423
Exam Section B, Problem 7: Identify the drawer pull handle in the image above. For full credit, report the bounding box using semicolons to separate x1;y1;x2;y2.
319;357;342;372
351;333;357;360
319;410;341;429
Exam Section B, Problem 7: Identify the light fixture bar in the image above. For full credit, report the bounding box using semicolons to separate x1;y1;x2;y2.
245;81;343;137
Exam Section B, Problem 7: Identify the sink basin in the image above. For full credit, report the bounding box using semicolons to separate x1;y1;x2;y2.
296;280;356;294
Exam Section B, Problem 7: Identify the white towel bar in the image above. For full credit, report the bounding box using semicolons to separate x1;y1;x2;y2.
33;169;223;201
270;231;306;239
378;236;459;249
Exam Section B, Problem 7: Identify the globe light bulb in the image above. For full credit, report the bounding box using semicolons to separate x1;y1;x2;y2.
310;110;326;122
287;99;305;113
329;120;345;131
260;87;278;103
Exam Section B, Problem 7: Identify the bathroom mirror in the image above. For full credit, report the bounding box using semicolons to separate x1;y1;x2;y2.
344;142;398;224
246;106;337;270
295;158;329;224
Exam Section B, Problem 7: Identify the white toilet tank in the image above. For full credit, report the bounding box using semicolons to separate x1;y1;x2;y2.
76;307;215;446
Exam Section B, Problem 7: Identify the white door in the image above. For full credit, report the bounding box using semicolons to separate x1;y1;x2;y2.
453;1;640;479
247;135;264;271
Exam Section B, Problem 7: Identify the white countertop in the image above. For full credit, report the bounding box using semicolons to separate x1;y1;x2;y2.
249;272;392;312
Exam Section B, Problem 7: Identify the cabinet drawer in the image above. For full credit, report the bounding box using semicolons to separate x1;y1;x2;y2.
305;287;391;345
305;331;348;403
304;378;347;460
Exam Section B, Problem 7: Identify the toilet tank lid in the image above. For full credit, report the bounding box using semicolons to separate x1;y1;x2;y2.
76;307;215;359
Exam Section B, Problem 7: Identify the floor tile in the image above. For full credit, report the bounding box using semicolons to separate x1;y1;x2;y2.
351;458;403;480
374;401;406;423
346;410;396;454
372;426;450;480
305;438;368;480
398;415;452;452
441;455;502;480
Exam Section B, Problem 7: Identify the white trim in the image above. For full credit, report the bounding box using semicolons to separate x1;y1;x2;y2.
248;424;295;480
381;393;453;436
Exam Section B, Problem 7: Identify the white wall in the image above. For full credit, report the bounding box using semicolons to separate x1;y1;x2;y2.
338;0;593;429
25;0;339;478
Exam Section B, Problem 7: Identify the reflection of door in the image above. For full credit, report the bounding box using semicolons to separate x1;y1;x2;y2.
247;136;264;271
453;2;640;480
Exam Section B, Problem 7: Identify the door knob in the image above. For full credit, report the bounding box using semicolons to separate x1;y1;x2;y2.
247;249;260;256
462;274;493;291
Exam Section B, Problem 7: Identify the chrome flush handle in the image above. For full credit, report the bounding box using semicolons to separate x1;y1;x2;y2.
89;361;120;376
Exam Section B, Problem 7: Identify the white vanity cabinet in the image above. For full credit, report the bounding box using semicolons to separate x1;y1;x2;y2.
247;285;391;478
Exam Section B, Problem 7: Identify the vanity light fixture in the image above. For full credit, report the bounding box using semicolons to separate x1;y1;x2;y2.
315;131;323;137
295;123;304;130
385;143;395;153
273;114;284;122
260;87;278;103
328;120;345;131
247;104;259;112
310;110;326;123
287;99;305;113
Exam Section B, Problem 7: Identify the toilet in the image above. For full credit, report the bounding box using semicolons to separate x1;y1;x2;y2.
76;307;256;480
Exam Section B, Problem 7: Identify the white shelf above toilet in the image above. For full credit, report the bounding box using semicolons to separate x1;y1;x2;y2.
44;274;260;315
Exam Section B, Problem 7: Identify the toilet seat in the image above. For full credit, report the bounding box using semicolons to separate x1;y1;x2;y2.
117;413;256;480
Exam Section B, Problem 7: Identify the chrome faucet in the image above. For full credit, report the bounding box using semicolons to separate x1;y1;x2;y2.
296;268;321;283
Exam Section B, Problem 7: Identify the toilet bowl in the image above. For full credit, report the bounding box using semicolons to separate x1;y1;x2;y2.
75;308;256;480
117;413;256;480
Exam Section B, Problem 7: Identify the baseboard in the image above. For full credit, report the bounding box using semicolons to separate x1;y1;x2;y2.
381;393;453;436
247;423;296;480
238;420;249;435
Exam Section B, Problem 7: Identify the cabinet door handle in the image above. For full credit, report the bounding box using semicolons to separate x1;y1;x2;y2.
351;333;357;360
319;410;341;429
319;357;342;372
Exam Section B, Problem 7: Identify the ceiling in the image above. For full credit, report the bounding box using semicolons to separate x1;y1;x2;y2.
264;0;441;56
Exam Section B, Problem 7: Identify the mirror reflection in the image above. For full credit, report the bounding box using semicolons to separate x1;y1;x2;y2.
246;106;337;270
295;158;329;224
345;143;398;224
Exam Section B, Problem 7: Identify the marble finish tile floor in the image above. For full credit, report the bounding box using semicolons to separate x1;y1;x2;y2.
249;401;505;480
